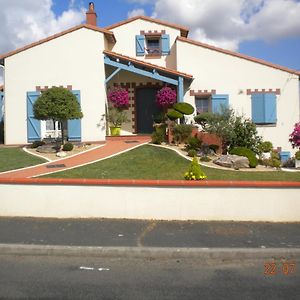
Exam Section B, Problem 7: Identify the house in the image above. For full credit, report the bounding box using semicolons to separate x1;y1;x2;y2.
0;2;299;153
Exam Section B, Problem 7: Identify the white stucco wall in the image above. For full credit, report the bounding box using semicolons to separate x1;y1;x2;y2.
4;28;107;145
176;40;300;153
108;19;179;69
1;183;299;222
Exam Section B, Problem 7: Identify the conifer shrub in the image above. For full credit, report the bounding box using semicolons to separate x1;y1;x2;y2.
184;157;207;180
229;147;258;168
188;149;197;157
62;142;74;151
186;136;202;151
31;141;46;148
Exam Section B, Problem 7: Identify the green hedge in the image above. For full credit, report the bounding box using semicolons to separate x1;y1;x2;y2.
229;147;258;168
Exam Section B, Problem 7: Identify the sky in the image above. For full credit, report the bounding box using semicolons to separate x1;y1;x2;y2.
0;0;300;84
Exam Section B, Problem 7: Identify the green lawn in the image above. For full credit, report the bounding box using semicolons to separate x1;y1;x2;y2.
0;147;46;172
43;145;300;181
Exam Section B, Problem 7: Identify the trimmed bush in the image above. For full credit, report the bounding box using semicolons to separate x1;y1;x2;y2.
209;144;219;153
229;147;258;168
173;103;194;115
186;136;202;151
295;150;300;160
167;109;183;121
184;157;207;180
151;131;164;145
62;142;74;151
172;124;193;143
200;156;211;162
259;141;273;153
188;149;197;157
31;141;46;148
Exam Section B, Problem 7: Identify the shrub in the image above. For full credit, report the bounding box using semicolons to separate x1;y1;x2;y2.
107;87;129;109
173;103;194;115
186;136;202;151
229;147;258;168
156;87;177;109
282;158;295;168
184;157;207;180
289;122;300;149
258;141;273;153
167;109;183;121
63;142;74;151
188;149;197;157
264;151;281;168
31;141;46;148
200;156;211;162
151;131;164;144
172;124;193;143
295;150;300;160
209;144;219;153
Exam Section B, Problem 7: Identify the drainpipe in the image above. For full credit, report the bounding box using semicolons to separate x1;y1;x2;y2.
0;64;5;144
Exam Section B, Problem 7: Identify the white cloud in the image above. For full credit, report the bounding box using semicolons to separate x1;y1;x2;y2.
0;0;85;84
128;8;145;18
146;0;300;51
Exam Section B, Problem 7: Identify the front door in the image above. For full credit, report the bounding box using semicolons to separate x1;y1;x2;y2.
136;88;161;134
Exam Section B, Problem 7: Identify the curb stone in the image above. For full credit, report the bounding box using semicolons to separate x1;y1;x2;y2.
0;244;300;259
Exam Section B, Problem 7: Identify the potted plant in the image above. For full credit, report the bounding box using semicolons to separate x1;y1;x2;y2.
107;87;129;136
259;141;273;159
295;150;300;168
107;105;129;136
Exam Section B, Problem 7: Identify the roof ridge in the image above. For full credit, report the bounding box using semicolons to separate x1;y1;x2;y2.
105;15;189;38
177;36;300;77
103;50;193;79
0;24;115;61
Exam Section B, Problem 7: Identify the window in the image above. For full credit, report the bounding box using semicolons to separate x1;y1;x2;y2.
195;97;210;113
146;38;161;55
46;120;61;131
251;93;277;124
195;94;229;114
135;34;170;56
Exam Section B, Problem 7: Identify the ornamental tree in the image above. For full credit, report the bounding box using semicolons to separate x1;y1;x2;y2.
289;122;300;148
156;86;177;109
107;87;129;109
33;87;83;144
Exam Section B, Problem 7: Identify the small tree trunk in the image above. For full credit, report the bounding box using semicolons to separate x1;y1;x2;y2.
60;121;64;146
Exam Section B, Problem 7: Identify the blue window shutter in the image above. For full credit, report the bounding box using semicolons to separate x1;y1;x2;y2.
211;94;229;114
264;93;277;123
161;34;170;55
0;91;4;122
251;94;265;123
68;90;81;142
27;91;41;142
251;93;277;124
136;35;145;56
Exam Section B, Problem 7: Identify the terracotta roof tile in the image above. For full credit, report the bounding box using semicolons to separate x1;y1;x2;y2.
177;36;300;77
0;24;115;60
103;50;193;79
105;16;189;38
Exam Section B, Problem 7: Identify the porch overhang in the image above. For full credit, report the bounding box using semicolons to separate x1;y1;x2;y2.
103;50;193;102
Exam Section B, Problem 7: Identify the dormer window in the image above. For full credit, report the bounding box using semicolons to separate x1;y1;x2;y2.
146;37;161;55
136;31;170;57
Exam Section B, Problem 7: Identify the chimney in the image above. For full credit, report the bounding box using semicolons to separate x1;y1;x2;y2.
86;2;97;26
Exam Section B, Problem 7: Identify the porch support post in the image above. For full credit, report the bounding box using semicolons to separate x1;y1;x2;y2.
178;76;184;102
105;67;121;84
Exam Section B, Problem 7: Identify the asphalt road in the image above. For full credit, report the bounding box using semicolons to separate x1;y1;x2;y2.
0;254;299;300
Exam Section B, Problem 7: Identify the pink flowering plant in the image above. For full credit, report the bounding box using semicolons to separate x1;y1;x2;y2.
156;87;177;109
108;87;129;109
289;122;300;149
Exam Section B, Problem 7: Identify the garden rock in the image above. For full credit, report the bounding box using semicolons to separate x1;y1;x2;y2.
214;155;250;169
36;145;58;153
56;151;67;158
